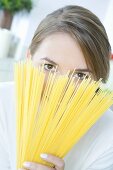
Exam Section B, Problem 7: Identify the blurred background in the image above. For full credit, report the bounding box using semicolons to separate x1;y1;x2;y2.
0;0;113;92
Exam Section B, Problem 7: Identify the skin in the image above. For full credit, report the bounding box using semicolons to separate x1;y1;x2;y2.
32;32;92;79
19;32;93;170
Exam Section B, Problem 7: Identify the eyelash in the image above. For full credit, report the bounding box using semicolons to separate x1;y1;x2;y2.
43;63;89;80
43;63;56;72
73;72;89;80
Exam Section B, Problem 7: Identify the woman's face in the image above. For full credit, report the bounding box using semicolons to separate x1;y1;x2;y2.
32;32;92;80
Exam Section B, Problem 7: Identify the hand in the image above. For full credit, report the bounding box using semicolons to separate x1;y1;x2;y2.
19;153;65;170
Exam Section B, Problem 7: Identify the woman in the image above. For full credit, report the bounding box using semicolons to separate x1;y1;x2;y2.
0;5;113;170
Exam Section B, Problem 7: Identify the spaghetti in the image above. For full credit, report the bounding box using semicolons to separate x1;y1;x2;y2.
14;59;113;169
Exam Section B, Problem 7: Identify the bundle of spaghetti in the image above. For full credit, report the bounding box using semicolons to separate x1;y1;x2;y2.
14;59;113;169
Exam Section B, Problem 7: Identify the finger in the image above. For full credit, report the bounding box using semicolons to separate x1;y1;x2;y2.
40;153;65;170
23;162;54;170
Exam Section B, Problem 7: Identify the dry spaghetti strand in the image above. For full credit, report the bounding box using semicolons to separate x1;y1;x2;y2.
15;60;113;169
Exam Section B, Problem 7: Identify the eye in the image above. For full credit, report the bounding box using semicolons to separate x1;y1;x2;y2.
73;72;89;80
43;63;56;72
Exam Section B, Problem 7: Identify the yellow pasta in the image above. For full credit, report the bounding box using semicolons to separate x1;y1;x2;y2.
14;59;113;169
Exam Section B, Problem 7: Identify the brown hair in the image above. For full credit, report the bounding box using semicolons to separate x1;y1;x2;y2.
29;5;111;83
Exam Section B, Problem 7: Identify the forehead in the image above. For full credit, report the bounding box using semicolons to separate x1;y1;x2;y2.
33;32;87;70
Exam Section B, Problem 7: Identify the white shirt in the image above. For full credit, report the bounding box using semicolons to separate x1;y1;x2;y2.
0;82;113;170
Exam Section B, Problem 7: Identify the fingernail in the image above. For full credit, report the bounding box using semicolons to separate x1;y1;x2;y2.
40;153;48;159
23;162;30;167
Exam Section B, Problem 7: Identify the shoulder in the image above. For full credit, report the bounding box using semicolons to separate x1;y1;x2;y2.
64;109;113;170
82;109;113;169
96;108;113;130
0;81;15;127
0;81;14;95
92;109;113;141
0;82;16;170
0;81;15;106
83;109;113;152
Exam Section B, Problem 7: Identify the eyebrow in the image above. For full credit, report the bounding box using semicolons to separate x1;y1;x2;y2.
40;57;92;73
74;69;92;73
40;57;58;66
